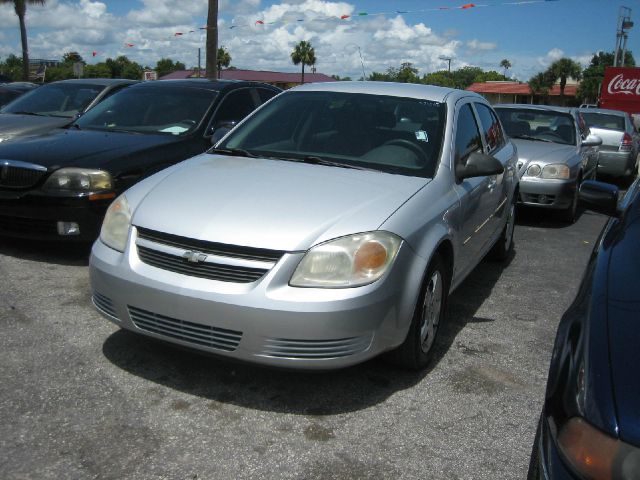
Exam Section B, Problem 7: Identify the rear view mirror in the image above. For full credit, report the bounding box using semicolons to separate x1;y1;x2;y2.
210;120;237;145
582;134;602;147
456;152;504;180
579;180;620;217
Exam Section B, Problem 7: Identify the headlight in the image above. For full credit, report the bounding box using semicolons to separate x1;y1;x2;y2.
43;168;112;192
290;231;402;288
525;164;542;177
557;417;640;480
100;194;131;252
541;164;570;179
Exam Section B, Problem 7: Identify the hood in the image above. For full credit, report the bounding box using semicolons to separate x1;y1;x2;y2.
0;113;73;140
132;154;428;251
607;211;640;446
0;128;182;169
510;139;576;176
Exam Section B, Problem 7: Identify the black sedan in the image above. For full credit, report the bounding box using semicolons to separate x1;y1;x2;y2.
0;79;280;241
0;78;135;143
528;178;640;479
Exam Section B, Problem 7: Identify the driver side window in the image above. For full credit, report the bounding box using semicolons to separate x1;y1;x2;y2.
455;104;482;167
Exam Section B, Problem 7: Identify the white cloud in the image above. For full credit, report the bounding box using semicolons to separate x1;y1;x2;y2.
466;39;497;52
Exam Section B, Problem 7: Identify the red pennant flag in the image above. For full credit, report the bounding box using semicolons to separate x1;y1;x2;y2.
174;32;183;36
461;3;475;8
92;51;98;57
255;20;264;25
125;43;135;47
340;14;350;19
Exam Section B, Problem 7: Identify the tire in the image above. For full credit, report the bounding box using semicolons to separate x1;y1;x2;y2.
560;178;580;224
526;416;543;480
388;254;449;370
489;195;516;261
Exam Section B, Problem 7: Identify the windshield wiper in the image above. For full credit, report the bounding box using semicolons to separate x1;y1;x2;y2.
264;154;368;170
209;147;257;158
10;111;44;116
511;134;553;143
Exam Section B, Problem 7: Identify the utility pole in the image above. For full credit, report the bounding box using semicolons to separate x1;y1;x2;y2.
614;7;633;67
198;48;201;77
439;55;453;73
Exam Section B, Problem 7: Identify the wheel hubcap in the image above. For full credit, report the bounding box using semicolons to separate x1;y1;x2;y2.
420;270;443;354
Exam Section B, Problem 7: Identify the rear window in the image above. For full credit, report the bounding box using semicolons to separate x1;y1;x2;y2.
1;82;104;118
581;112;626;131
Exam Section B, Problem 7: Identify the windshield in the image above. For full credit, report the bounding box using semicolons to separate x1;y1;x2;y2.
219;91;445;178
0;82;104;117
496;108;577;146
74;86;218;135
581;112;625;132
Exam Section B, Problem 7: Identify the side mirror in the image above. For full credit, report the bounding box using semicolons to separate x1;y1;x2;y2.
210;120;237;145
582;134;602;147
579;180;620;217
456;152;505;180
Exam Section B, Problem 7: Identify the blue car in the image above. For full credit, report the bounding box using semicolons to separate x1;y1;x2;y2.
528;178;640;479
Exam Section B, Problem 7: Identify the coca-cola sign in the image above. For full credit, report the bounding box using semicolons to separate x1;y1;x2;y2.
602;67;640;98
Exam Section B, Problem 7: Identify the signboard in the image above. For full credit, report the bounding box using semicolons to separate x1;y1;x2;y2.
143;70;157;81
73;62;84;78
599;67;640;114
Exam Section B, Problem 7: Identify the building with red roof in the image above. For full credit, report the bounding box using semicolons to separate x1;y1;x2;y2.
466;81;579;106
159;68;336;89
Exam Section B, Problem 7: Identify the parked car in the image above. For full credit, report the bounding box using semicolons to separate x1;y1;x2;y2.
579;107;640;184
0;82;39;108
89;82;519;370
527;177;640;480
495;104;602;222
0;79;281;241
0;78;135;143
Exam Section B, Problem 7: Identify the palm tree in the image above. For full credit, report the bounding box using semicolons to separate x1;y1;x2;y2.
1;0;46;81
528;72;553;104
205;0;218;79
216;47;231;78
500;59;511;79
547;58;583;105
291;40;316;84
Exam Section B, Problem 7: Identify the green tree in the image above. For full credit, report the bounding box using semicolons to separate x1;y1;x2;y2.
500;59;512;79
62;51;83;64
422;71;456;87
1;0;46;80
155;58;186;78
368;63;419;83
331;74;352;81
205;0;218;79
546;58;583;105
216;47;231;77
577;50;636;103
0;53;24;81
106;56;143;79
291;40;316;84
529;71;554;103
42;64;73;81
83;62;111;78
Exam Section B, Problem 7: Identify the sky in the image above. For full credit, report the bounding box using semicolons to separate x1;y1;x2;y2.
0;0;639;81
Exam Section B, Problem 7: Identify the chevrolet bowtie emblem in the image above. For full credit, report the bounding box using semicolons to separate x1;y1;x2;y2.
182;251;208;263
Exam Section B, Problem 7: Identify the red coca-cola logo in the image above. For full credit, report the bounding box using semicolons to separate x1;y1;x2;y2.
607;73;640;95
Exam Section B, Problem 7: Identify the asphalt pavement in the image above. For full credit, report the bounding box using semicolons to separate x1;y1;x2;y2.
0;206;610;480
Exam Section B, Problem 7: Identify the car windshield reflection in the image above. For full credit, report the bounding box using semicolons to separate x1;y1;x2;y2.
0;82;104;118
496;108;577;146
219;91;446;178
74;87;218;135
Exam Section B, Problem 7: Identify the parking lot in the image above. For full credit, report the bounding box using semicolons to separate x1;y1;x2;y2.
0;205;611;480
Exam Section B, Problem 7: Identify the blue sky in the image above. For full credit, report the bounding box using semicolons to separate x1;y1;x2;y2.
0;0;638;80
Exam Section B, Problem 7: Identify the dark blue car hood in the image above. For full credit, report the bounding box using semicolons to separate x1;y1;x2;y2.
607;209;640;447
0;128;182;170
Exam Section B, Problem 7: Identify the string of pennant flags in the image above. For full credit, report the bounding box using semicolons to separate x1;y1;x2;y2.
100;0;559;53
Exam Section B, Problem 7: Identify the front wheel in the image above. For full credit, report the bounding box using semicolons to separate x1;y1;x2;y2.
560;180;580;224
489;196;516;261
388;254;449;370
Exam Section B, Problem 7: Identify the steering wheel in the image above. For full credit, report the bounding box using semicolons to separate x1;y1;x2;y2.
382;139;428;163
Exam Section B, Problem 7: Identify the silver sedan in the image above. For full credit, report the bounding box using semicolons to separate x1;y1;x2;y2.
90;82;518;370
495;104;602;223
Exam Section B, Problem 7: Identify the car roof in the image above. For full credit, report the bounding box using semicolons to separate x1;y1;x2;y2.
288;81;481;103
48;78;136;86
151;78;278;91
495;103;576;114
578;107;629;116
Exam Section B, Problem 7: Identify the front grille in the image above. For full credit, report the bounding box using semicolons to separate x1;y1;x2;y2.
520;193;557;205
0;162;47;188
0;214;57;235
261;336;372;359
137;227;285;263
138;245;268;283
92;292;118;320
128;306;242;352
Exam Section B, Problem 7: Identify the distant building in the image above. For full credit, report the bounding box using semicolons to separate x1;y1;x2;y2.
159;68;336;89
467;81;578;106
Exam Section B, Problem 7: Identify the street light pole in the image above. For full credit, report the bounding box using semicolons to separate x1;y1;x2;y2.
439;55;453;73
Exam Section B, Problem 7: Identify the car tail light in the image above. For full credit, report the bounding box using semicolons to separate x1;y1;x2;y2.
619;132;633;152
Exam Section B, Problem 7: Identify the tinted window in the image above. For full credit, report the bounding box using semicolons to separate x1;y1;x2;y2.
581;112;626;131
257;88;278;103
1;82;104;117
75;86;217;135
475;103;505;153
214;89;257;123
455;104;482;165
220;91;446;178
495;108;576;145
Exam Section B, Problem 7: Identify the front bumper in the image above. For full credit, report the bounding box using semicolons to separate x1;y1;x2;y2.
89;227;427;370
0;190;112;242
518;177;576;210
532;414;580;480
597;150;637;179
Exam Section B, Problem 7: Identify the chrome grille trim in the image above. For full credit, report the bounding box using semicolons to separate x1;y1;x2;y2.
0;159;47;189
128;306;242;352
261;336;372;359
92;292;118;320
137;245;268;283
